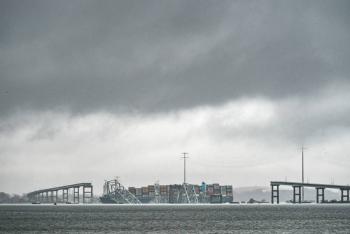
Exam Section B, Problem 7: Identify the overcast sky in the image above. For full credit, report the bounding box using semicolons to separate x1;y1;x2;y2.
1;0;350;194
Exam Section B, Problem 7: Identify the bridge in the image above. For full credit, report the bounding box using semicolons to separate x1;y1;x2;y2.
271;181;350;204
27;183;93;204
100;179;141;204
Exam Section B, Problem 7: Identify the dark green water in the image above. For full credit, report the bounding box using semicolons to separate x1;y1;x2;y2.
1;204;350;233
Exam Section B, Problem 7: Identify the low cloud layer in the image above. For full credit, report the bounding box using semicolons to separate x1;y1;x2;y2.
1;83;350;193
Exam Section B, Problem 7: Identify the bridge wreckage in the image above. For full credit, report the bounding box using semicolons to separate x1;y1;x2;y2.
100;178;233;204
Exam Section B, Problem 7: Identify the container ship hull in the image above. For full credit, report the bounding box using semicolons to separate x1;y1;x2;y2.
100;180;233;204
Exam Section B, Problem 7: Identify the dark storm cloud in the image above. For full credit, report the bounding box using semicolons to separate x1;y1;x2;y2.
1;0;350;116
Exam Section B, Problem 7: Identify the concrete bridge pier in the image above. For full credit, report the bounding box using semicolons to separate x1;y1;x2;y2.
35;193;40;202
45;191;49;203
49;190;58;203
316;187;325;203
49;191;54;203
83;186;93;203
55;190;58;203
271;184;279;204
293;185;301;203
63;188;69;203
74;187;80;204
341;189;349;203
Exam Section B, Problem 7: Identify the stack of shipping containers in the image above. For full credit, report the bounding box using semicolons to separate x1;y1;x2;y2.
169;184;182;203
210;183;222;203
127;182;233;204
128;187;136;196
148;185;155;196
160;185;169;203
225;185;233;203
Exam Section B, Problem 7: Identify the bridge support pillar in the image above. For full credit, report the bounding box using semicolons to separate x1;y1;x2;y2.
341;189;349;203
316;187;325;203
293;186;301;203
83;186;93;203
50;191;54;203
45;191;49;203
63;189;69;203
74;187;79;204
271;184;279;204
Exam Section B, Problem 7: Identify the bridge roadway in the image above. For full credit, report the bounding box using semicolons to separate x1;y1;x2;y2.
271;181;350;204
27;183;93;204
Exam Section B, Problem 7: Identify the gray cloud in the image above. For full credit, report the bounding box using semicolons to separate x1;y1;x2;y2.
1;0;350;116
1;0;350;193
1;90;350;193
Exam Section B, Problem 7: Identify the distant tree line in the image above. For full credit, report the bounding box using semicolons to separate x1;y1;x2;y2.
0;192;29;203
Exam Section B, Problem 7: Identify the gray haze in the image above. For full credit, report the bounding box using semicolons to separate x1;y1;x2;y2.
1;0;350;194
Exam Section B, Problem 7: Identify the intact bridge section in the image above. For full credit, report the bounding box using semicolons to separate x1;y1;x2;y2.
27;183;93;204
271;181;350;204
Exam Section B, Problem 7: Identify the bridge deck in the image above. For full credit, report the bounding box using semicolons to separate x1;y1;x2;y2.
27;183;92;196
271;181;350;189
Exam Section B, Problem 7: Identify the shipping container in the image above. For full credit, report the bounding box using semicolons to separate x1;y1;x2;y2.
220;186;227;195
213;188;221;195
136;188;142;196
169;184;182;203
210;194;222;203
148;185;155;192
142;187;149;195
128;187;136;195
194;185;200;194
160;185;169;193
226;185;233;196
213;183;220;190
149;191;155;196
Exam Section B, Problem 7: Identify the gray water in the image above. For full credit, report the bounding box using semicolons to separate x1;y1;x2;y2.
1;204;350;233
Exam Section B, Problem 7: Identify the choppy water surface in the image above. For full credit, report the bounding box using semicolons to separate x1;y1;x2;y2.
1;204;350;233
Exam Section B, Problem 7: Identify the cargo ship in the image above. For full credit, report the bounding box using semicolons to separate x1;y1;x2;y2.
100;179;233;204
